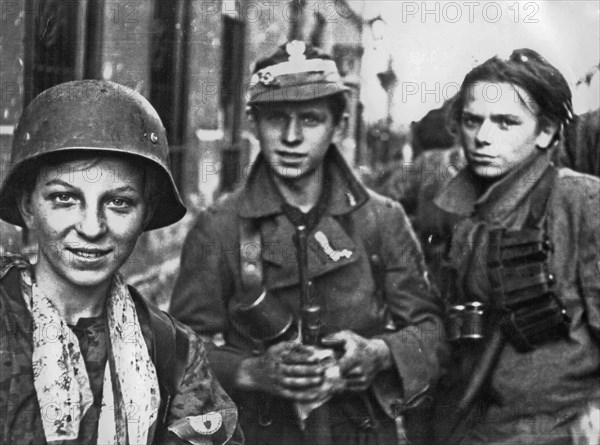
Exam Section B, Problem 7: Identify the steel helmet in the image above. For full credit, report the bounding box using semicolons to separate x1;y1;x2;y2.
0;80;186;230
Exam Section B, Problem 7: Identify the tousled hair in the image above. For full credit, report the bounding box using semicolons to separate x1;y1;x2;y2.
448;48;574;142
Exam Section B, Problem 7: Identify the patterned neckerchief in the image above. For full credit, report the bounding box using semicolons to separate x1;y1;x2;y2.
21;267;160;444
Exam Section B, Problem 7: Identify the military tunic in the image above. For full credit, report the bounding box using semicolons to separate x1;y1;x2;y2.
431;153;600;444
170;147;447;445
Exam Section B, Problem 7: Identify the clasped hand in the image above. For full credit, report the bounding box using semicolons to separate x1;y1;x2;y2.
241;341;341;402
240;331;392;400
322;330;392;392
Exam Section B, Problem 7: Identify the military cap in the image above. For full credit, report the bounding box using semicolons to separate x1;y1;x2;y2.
247;40;349;104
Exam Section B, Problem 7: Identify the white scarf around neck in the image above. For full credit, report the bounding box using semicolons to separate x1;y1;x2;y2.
22;270;160;444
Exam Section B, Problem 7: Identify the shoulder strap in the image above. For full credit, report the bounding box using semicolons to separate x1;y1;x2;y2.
362;204;396;331
0;263;34;338
361;202;383;263
130;286;189;436
525;164;559;228
239;218;263;294
0;264;24;302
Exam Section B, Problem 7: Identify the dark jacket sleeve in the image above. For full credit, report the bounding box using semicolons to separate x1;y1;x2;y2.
370;199;448;417
166;325;244;444
169;208;250;395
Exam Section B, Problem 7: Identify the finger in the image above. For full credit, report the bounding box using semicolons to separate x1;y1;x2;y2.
345;383;370;392
280;363;326;377
272;343;320;361
269;341;298;354
324;329;354;339
345;374;369;384
337;353;359;373
344;364;365;377
345;375;370;390
279;388;326;402
283;347;332;364
279;375;324;389
283;354;324;365
320;337;346;351
336;337;358;359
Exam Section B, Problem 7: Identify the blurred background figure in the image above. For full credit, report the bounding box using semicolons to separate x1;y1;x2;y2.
409;98;457;161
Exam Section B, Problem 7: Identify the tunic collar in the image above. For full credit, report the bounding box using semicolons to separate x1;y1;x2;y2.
238;145;369;218
434;151;553;222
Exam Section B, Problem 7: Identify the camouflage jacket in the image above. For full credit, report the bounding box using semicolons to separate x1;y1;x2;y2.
0;257;244;445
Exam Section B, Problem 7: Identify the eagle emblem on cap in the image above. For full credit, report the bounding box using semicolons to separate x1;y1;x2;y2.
286;40;307;62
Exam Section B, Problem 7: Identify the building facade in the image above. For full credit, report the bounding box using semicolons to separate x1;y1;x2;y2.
0;0;370;304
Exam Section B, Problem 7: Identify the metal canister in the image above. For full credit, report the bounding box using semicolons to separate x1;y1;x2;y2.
231;290;298;345
462;302;485;340
447;305;465;342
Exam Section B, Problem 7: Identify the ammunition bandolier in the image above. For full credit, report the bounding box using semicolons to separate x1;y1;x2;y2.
486;167;569;351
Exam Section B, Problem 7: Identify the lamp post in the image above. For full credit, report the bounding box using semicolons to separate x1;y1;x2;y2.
371;15;396;165
377;56;397;127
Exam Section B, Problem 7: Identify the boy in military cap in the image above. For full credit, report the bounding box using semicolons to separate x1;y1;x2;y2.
170;41;446;444
0;80;243;445
431;49;600;444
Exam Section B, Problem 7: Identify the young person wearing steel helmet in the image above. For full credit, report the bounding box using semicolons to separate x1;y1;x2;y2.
169;41;446;445
0;80;243;445
430;49;600;444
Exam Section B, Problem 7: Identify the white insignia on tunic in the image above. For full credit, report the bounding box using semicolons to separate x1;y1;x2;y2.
345;191;357;206
189;411;223;435
314;231;353;262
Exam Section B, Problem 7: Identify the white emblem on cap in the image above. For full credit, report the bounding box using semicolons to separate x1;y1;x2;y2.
189;412;223;435
250;41;343;90
286;40;307;62
314;231;353;262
